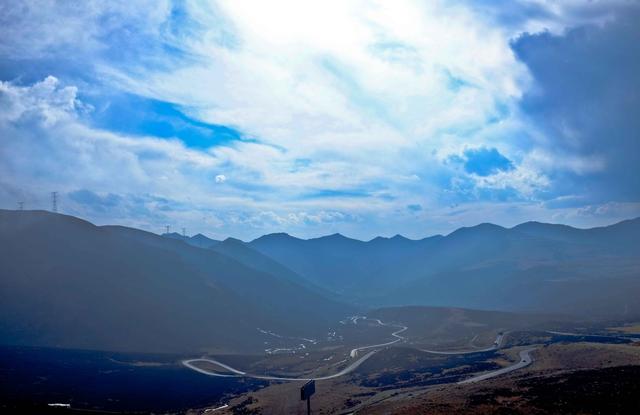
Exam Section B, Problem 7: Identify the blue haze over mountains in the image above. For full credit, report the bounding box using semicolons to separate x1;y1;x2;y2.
248;220;640;314
1;209;639;354
170;218;640;315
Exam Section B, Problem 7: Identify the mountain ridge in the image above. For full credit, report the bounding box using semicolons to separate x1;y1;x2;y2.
240;217;639;243
245;216;640;316
0;209;353;354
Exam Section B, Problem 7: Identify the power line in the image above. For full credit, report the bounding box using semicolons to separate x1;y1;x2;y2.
51;191;58;213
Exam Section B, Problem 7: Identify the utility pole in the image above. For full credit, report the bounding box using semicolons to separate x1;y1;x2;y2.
51;192;58;213
18;201;24;211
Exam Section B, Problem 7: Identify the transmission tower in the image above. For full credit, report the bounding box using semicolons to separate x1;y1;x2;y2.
51;192;58;213
165;225;170;234
182;227;186;237
18;201;24;211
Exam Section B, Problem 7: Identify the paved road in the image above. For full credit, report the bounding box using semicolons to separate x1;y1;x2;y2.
204;404;229;412
183;349;379;382
183;320;528;385
419;332;505;355
183;358;246;377
350;319;407;358
457;347;536;384
183;317;406;381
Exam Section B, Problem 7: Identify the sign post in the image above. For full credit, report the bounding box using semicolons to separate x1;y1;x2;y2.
300;379;315;415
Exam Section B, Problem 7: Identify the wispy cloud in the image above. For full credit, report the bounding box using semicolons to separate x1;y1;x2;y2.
1;1;638;238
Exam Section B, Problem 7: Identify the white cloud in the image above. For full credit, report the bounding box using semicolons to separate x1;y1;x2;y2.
0;0;172;59
0;76;379;238
2;1;638;238
97;0;550;211
0;77;221;220
0;76;86;125
116;0;529;148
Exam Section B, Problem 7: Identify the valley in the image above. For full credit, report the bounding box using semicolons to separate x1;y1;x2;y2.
3;3;639;413
187;316;639;414
1;210;639;414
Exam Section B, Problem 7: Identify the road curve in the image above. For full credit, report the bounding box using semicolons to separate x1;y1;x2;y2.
183;359;246;377
184;350;379;382
419;332;505;355
183;317;406;382
457;347;536;384
350;320;408;358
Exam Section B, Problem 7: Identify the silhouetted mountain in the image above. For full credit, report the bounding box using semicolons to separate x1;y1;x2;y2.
210;237;339;300
249;218;640;317
162;232;220;249
249;231;442;296
0;210;352;353
188;233;220;248
2;210;638;355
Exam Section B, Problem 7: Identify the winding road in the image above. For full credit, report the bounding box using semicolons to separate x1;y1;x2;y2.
457;347;536;384
349;319;408;358
184;350;379;382
419;332;505;355
183;317;406;381
183;320;534;386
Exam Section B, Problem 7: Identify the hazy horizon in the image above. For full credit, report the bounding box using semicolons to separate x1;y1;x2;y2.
5;207;640;243
2;2;639;413
1;1;639;240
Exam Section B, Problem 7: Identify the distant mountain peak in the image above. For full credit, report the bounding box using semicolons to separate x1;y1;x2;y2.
250;232;300;244
222;236;245;244
327;232;346;239
190;233;217;241
162;232;187;240
266;232;292;238
513;221;569;229
368;234;412;243
475;222;506;229
311;232;361;243
448;222;507;237
515;220;541;226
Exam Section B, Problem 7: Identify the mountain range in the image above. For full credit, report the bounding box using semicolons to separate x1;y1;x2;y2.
1;209;638;354
246;219;640;315
0;210;350;353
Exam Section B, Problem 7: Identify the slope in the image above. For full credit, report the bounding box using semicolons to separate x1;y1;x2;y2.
0;210;351;353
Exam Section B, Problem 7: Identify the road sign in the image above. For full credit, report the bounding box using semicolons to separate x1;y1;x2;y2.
301;379;315;414
301;379;315;400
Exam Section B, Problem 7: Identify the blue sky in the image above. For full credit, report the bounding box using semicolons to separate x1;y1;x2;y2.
0;0;638;240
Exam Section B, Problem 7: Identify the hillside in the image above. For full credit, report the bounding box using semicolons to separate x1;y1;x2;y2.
163;232;220;249
0;210;352;353
248;219;640;316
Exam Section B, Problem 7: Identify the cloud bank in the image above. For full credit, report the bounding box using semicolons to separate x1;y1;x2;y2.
0;0;638;239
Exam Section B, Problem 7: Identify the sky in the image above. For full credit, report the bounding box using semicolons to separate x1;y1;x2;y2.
0;0;639;240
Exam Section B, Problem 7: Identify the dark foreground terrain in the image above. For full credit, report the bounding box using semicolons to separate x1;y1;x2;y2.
374;365;640;414
0;346;264;414
2;321;640;414
488;365;640;413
